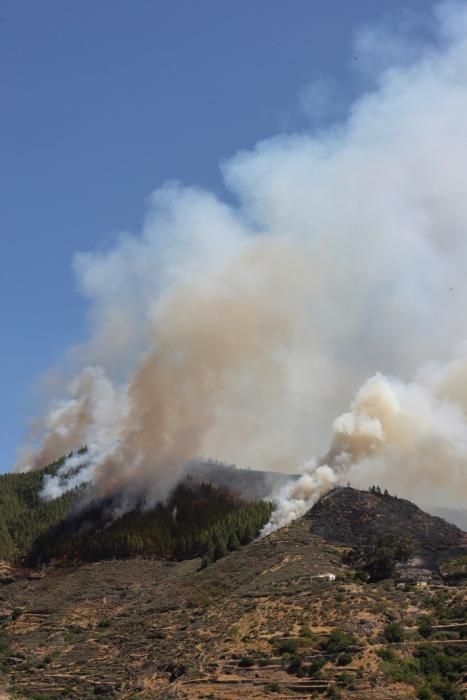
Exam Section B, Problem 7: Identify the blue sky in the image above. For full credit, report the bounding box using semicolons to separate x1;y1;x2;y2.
0;0;437;471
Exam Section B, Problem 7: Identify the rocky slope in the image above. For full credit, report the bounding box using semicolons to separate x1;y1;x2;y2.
306;487;465;549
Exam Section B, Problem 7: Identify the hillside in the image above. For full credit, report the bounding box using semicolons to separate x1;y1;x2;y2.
0;463;272;566
27;481;272;567
0;459;76;563
0;485;464;699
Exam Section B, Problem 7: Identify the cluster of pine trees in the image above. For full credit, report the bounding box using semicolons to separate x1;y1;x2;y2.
0;457;76;562
0;459;273;567
368;485;390;496
28;480;272;566
198;499;272;567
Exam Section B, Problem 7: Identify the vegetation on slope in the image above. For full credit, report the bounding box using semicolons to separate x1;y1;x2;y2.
344;531;416;581
306;486;464;548
28;480;272;565
0;457;76;562
0;459;272;566
0;518;464;699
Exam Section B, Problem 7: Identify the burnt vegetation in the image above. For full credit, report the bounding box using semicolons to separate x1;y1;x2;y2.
305;486;465;550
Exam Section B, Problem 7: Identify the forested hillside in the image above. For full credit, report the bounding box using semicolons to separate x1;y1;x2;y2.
0;460;272;567
28;480;272;566
0;457;76;562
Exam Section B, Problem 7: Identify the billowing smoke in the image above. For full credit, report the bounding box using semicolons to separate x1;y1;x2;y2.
338;358;467;505
16;2;467;518
18;367;128;475
262;359;467;532
260;466;338;536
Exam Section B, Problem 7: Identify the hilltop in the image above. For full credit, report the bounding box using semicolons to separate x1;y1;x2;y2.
306;487;464;549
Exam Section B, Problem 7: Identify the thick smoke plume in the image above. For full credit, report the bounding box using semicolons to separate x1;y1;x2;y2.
16;2;467;521
260;466;338;536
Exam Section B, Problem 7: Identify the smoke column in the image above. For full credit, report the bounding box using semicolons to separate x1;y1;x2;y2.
16;2;467;516
265;362;467;532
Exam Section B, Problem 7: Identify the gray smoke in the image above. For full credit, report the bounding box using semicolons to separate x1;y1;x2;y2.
16;2;467;518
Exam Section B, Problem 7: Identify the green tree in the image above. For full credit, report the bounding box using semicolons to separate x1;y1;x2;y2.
321;630;356;655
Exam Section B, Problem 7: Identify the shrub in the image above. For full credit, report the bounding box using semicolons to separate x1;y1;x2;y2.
354;570;368;582
377;647;396;662
258;657;271;667
384;622;404;643
276;638;301;655
336;653;352;666
238;656;254;668
346;532;415;581
287;654;303;674
308;657;326;676
429;678;463;700
418;617;433;639
321;629;356;655
417;687;434;700
265;682;281;693
386;658;420;684
12;608;22;620
338;672;356;689
415;643;465;683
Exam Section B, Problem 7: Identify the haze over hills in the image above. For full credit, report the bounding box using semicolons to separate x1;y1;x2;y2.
1;457;465;576
425;506;467;534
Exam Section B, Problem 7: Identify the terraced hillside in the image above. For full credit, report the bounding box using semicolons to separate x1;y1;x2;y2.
0;488;465;699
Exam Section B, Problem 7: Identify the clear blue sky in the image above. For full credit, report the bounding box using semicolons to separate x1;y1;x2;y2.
0;0;436;471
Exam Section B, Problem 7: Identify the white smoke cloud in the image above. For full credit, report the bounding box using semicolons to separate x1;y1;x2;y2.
16;2;467;518
328;365;467;506
263;360;467;533
260;465;338;536
16;367;128;474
